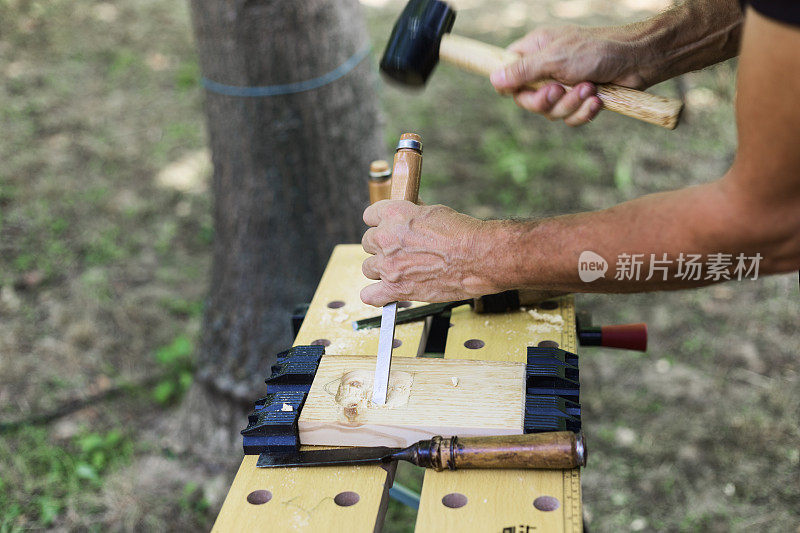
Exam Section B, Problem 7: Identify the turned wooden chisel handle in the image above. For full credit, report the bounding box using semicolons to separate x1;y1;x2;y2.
391;133;423;203
368;160;392;205
439;34;683;130
412;431;586;470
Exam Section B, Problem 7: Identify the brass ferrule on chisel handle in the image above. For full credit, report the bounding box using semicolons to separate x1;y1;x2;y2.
402;431;586;471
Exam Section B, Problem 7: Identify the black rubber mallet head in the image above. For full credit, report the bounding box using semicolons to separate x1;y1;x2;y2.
378;0;683;129
379;0;456;86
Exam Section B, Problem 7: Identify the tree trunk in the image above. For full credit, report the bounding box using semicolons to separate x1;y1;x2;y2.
178;0;383;455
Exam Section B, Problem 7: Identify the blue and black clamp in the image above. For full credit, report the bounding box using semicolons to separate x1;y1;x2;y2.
265;348;324;394
241;345;323;455
525;346;581;433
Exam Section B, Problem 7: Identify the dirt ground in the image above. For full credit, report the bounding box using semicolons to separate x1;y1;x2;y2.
0;0;797;531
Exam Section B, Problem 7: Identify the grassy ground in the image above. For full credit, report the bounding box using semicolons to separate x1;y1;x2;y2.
0;0;213;529
0;0;797;531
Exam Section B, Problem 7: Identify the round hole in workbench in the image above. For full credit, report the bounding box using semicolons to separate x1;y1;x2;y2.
397;301;412;308
533;495;560;511
538;300;559;310
464;339;484;350
537;340;559;348
334;491;360;507
246;489;272;505
327;300;345;309
441;492;468;508
311;339;331;347
392;338;402;348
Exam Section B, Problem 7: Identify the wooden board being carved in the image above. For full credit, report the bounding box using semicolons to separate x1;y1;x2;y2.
298;355;526;447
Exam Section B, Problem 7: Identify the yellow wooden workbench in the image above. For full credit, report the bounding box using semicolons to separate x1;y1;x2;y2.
213;244;582;532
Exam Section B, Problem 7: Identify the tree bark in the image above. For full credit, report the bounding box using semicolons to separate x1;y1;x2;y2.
179;0;383;454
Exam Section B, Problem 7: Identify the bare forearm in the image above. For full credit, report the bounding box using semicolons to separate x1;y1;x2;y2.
485;174;798;293
485;10;800;295
619;0;744;86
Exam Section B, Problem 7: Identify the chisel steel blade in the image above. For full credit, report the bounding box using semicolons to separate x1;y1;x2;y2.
372;302;397;405
256;447;399;468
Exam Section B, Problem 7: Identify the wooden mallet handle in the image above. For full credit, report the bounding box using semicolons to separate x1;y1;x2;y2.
390;133;423;203
439;34;683;130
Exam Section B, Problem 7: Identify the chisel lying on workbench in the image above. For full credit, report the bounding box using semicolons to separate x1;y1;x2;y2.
257;431;586;470
353;289;564;331
354;290;648;352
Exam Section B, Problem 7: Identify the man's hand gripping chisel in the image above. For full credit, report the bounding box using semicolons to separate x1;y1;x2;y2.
372;133;423;405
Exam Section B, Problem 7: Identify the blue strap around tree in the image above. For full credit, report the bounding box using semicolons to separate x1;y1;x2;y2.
201;44;372;97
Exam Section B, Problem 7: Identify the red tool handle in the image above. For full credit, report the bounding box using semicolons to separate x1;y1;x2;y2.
600;323;648;352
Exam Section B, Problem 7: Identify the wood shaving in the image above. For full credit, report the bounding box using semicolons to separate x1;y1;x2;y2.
527;309;564;326
281;403;293;411
451;377;459;387
527;323;562;334
524;308;565;333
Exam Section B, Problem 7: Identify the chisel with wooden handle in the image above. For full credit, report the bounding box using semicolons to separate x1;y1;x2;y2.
353;289;567;330
371;133;423;405
257;431;586;470
368;159;392;204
